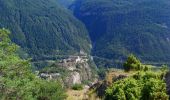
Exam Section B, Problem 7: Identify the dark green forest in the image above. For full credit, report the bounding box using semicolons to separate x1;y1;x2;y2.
72;0;170;67
0;0;90;62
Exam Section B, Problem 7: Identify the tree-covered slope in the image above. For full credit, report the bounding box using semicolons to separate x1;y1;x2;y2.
73;0;170;67
57;0;76;8
0;0;91;61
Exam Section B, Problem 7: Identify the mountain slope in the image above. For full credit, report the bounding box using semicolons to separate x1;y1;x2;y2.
73;0;170;67
0;0;91;61
57;0;76;8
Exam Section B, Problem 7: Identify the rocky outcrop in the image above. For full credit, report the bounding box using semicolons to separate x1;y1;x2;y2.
63;56;94;87
65;72;82;86
39;55;97;87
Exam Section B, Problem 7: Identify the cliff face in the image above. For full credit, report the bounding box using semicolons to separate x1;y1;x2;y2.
39;55;97;87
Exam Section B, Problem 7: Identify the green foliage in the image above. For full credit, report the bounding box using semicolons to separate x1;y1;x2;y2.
105;78;141;100
105;71;169;100
40;66;69;80
36;80;67;100
161;65;169;73
123;54;151;72
141;78;168;100
123;54;141;72
97;67;106;79
160;65;169;79
0;29;67;100
72;84;83;90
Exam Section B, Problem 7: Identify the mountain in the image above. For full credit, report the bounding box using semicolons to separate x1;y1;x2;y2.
72;0;170;67
57;0;76;8
0;0;91;62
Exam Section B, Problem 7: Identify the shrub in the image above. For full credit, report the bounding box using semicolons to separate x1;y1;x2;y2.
72;84;83;90
123;54;151;72
123;54;141;72
105;71;169;100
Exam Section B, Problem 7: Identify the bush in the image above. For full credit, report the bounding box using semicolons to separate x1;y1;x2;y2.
105;71;169;100
36;80;67;100
72;84;83;90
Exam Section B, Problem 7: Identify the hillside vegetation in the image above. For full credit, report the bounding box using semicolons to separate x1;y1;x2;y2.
105;55;169;100
0;0;91;63
73;0;170;67
1;0;170;99
0;28;67;100
88;55;169;100
57;0;76;7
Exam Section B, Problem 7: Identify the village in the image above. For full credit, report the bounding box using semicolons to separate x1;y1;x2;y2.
39;54;91;80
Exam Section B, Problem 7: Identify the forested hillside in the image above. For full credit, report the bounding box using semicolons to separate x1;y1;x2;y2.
72;0;170;67
57;0;76;7
0;0;91;62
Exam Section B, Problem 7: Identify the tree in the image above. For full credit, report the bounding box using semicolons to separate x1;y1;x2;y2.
123;54;152;72
0;28;66;100
105;71;169;100
123;54;141;72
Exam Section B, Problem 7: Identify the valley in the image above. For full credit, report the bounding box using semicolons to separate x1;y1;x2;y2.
0;0;170;100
